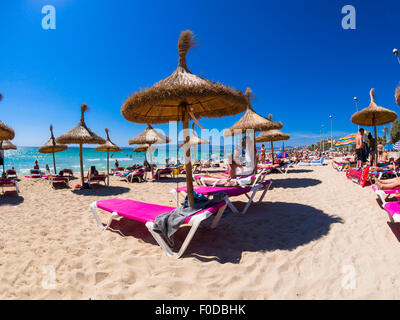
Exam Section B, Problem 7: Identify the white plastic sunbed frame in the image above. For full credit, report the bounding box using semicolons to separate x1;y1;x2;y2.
89;198;228;258
171;180;272;215
1;180;19;194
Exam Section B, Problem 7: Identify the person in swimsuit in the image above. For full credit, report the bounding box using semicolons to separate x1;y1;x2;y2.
260;144;266;163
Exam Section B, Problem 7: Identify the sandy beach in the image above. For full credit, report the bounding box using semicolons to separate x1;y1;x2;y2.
1;162;399;299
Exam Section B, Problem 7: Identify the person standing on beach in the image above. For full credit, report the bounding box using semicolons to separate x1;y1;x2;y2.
114;159;119;168
260;144;266;163
367;132;376;166
355;128;365;168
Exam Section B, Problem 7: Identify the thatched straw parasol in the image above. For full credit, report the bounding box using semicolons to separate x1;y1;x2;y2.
133;144;157;164
38;125;68;174
255;129;290;163
129;124;170;179
121;30;247;206
351;88;397;164
224;88;283;172
395;85;400;106
128;124;170;145
95;128;121;186
0;94;15;141
56;104;106;187
0;140;17;173
224;88;283;135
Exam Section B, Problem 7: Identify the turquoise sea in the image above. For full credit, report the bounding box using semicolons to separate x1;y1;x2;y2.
1;145;228;175
1;143;288;175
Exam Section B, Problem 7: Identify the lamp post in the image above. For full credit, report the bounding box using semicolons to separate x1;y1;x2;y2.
329;115;333;149
394;48;400;64
354;97;360;131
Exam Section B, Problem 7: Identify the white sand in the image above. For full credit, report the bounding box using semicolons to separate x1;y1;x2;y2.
1;163;400;299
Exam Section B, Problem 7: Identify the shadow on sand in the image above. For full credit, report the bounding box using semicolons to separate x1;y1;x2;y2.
288;169;313;174
105;201;342;263
0;193;24;206
273;178;322;189
387;222;400;242
72;185;130;196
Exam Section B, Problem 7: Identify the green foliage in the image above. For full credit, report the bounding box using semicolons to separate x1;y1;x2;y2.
390;120;400;143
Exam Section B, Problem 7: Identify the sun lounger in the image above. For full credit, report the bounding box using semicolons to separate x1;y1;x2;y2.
49;175;70;188
62;169;73;177
0;179;19;194
86;174;107;185
310;158;325;166
371;184;400;206
171;180;272;214
381;201;400;223
6;169;17;179
153;167;173;180
121;170;145;183
30;169;42;178
274;161;293;174
346;167;370;187
89;198;228;258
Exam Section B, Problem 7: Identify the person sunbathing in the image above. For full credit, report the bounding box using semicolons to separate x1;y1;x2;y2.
205;154;242;181
375;177;400;190
87;166;99;179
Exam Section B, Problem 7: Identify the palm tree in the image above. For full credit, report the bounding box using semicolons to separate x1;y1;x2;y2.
382;126;389;143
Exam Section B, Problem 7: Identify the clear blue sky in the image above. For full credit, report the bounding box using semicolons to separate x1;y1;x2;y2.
1;0;399;147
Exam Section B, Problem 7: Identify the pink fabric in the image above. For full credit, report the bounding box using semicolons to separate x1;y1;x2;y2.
372;185;400;194
0;179;15;186
52;176;68;181
384;202;400;217
176;180;271;197
96;199;225;224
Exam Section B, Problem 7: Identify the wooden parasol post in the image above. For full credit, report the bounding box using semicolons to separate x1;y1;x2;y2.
79;144;84;187
52;151;56;174
373;114;378;166
181;103;194;207
270;141;275;163
107;151;110;186
252;130;257;174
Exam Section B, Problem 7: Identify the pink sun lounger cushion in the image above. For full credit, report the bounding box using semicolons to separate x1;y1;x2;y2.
176;180;271;197
371;185;400;194
95;199;226;224
383;202;400;222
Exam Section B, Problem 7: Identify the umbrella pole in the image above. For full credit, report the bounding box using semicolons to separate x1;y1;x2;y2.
374;123;378;166
80;144;84;187
182;104;194;207
253;130;257;174
271;141;275;163
52;151;56;174
107;151;109;187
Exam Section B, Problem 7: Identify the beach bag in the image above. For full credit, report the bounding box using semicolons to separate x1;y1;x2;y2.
184;191;208;208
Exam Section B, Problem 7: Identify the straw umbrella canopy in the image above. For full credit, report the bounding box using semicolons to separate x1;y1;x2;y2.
95;128;121;186
38;125;68;174
128;124;170;145
351;88;397;164
395;85;400;106
255;129;290;163
0;140;17;173
121;30;247;206
56;104;106;187
133;144;157;164
0;94;15;141
224;88;283;171
129;124;170;179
